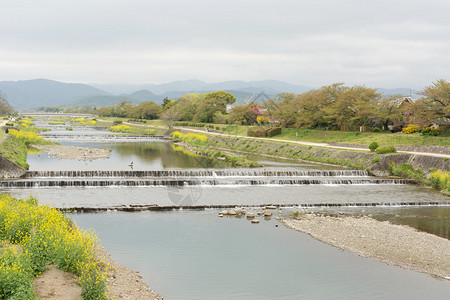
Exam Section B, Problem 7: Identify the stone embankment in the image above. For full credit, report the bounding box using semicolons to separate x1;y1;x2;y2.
282;213;450;279
197;134;449;176
0;154;26;179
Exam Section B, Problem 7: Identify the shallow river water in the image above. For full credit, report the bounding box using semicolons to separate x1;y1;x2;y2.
4;123;450;299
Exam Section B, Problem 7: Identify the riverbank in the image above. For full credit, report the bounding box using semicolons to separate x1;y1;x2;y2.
282;213;450;280
95;246;163;300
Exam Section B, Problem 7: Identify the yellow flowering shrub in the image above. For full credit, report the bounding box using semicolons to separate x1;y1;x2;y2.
402;124;420;134
429;169;450;190
170;131;207;145
72;118;86;123
0;195;108;299
8;130;43;145
109;124;133;133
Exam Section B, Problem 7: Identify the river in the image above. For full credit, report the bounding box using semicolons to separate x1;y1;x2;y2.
2;120;449;299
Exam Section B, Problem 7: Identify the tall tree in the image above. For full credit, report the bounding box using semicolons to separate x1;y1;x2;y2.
414;79;450;125
0;90;15;114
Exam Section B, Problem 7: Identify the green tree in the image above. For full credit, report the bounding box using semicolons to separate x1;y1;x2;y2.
0;90;15;114
414;79;450;125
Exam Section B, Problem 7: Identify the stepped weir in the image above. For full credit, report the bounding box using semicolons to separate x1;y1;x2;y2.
0;169;415;188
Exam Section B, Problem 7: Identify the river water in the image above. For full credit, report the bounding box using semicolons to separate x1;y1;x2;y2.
3;122;450;299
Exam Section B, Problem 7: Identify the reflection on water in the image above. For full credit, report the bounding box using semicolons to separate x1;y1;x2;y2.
70;210;450;300
28;142;230;170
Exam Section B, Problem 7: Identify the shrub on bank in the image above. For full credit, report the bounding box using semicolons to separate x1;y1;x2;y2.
402;124;420;134
8;129;43;146
369;141;379;152
171;131;207;145
0;194;108;299
376;146;397;154
247;126;282;137
429;169;450;191
389;163;425;182
109;124;133;133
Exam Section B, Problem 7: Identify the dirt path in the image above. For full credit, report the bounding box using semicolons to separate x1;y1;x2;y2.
34;265;82;299
282;213;450;280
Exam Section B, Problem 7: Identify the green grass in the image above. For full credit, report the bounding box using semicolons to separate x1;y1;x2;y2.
266;128;450;146
216;125;450;147
0;135;29;169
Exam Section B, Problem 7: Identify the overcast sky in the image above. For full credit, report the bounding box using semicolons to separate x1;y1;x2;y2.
0;0;449;89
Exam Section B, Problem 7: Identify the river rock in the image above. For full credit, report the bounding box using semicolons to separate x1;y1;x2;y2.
263;210;272;217
251;219;260;224
265;205;277;209
220;210;229;215
228;210;237;215
246;213;256;219
218;214;224;217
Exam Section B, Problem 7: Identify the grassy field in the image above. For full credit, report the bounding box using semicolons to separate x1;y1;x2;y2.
269;128;450;146
89;117;450;147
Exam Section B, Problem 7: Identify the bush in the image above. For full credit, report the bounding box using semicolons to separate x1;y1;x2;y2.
376;146;397;154
144;129;156;135
421;127;440;136
113;119;123;124
266;127;282;137
402;124;420;134
372;127;381;132
109;124;133;133
170;131;207;145
247;126;267;137
247;126;282;137
429;169;450;190
369;141;379;152
371;156;380;163
8;129;43;146
389;163;424;181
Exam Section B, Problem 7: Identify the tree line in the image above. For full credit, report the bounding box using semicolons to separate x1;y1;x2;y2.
31;79;450;131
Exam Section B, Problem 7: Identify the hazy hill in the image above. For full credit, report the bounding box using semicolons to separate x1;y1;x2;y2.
92;79;311;95
0;79;109;109
0;78;416;109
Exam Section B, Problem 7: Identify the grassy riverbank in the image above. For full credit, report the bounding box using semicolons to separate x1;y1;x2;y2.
0;135;29;169
170;131;261;167
0;194;108;299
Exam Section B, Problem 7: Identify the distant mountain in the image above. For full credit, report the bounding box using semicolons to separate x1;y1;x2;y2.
92;79;311;95
378;88;420;97
67;95;135;108
126;90;159;102
0;79;109;109
0;78;419;110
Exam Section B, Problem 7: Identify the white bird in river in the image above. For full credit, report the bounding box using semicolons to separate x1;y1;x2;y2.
128;161;134;166
84;150;88;157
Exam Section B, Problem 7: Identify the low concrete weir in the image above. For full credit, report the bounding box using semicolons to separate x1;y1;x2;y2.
1;178;415;188
39;133;170;140
57;202;448;213
26;169;370;178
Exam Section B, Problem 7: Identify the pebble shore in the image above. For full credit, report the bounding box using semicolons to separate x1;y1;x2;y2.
34;145;111;160
282;213;450;279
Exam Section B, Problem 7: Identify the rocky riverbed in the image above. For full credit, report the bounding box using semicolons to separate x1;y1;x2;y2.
34;145;111;160
282;213;450;280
